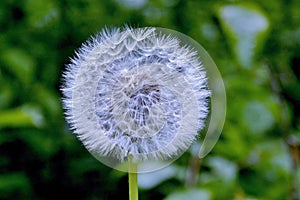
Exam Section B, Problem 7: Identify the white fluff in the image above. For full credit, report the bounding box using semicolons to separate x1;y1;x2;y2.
61;26;210;162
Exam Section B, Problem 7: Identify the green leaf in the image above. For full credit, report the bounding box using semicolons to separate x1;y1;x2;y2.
0;104;45;128
0;83;13;109
25;0;60;28
18;129;59;158
0;173;32;199
33;84;62;116
138;165;177;189
240;140;292;198
164;188;212;200
242;100;275;134
216;3;270;68
1;48;36;84
207;156;237;183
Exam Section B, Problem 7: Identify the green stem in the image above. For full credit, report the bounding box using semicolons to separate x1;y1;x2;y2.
128;156;138;200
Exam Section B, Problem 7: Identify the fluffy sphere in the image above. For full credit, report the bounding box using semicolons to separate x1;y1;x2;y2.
61;26;210;169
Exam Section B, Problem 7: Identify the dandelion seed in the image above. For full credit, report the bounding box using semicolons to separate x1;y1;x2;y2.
61;26;215;172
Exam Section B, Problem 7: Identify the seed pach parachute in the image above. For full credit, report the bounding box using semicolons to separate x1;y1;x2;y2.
61;26;224;173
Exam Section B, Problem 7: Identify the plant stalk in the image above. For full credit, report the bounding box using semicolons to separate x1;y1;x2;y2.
128;156;138;200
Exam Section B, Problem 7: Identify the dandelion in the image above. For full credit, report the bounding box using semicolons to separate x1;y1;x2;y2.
61;26;227;200
61;26;213;172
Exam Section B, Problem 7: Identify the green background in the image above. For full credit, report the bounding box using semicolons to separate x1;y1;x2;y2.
0;0;299;199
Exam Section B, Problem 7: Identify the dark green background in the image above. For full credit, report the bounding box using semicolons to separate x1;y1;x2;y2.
0;0;299;199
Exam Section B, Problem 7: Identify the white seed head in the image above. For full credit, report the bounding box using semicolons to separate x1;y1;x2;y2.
61;26;211;172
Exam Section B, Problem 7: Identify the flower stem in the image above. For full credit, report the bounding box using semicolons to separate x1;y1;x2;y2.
128;156;138;200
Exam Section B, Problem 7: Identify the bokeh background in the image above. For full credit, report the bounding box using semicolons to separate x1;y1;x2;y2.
0;0;299;199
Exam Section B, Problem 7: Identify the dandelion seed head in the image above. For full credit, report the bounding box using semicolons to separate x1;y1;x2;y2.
62;26;211;171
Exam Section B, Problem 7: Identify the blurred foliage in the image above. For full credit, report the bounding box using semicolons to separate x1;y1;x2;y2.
0;0;300;199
